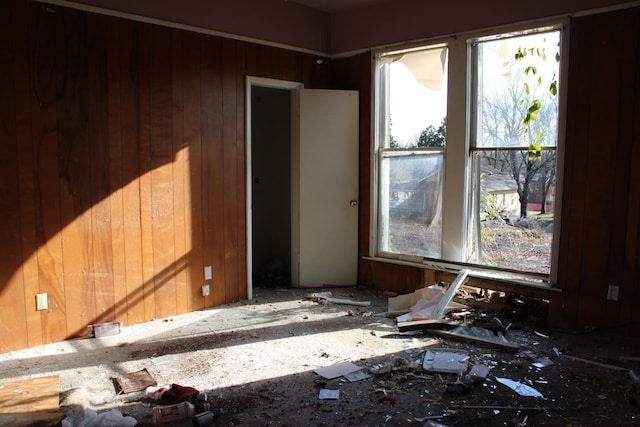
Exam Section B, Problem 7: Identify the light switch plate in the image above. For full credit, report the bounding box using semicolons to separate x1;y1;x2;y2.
36;293;48;311
204;266;212;280
202;284;210;297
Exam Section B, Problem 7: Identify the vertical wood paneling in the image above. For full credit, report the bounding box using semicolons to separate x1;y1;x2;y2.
575;12;617;328
138;23;155;322
119;19;145;326
149;26;177;319
603;11;638;327
107;16;128;325
87;13;115;326
31;4;67;344
201;37;226;307
171;30;189;315
13;0;43;350
555;8;640;330
182;32;205;312
617;9;640;333
236;40;248;301
57;7;94;337
0;0;29;353
223;39;240;303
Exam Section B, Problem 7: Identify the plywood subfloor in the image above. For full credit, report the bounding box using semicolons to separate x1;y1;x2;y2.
0;376;61;427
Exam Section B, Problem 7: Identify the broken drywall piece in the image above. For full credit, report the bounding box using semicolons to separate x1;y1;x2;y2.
314;361;363;379
390;270;469;322
532;357;554;368
495;377;544;398
422;349;470;374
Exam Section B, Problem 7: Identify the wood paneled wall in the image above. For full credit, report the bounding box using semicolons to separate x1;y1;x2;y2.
552;7;640;331
336;7;640;332
2;1;639;353
0;0;329;353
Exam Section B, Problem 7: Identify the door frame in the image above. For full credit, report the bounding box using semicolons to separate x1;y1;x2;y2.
245;76;303;299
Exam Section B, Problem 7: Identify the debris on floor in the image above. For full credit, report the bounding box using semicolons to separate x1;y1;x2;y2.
61;408;137;427
114;368;157;394
0;376;62;427
1;286;640;426
88;322;122;338
306;291;371;306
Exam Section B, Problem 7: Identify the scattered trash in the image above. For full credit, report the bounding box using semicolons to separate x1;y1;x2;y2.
369;357;415;375
151;401;211;426
146;385;171;400
318;389;340;400
114;368;157;394
378;395;396;406
88;322;122;338
422;349;469;374
423;326;520;351
389;270;469;322
314;361;363;380
495;377;544;398
159;384;200;404
532;356;554;368
344;370;370;382
629;370;640;389
307;292;371;306
468;364;491;382
446;375;474;394
192;411;216;427
61;408;137;427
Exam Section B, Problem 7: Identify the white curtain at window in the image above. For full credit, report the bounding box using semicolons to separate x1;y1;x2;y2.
382;47;447;90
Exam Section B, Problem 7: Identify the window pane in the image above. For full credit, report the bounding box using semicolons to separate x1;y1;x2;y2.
469;150;556;274
475;31;560;149
468;30;560;275
379;152;443;258
383;46;448;148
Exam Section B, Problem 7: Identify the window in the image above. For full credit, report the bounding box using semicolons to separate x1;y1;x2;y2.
375;25;564;280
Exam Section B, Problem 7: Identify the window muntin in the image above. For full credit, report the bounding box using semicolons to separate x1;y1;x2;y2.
375;26;562;279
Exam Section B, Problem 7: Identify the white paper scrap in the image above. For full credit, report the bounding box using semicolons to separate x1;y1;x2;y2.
344;369;370;382
319;388;340;400
495;377;544;398
314;361;363;379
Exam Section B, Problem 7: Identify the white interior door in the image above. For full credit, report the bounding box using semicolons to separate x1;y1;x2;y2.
292;89;359;288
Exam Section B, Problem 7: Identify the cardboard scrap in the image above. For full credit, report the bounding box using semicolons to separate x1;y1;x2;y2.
114;368;157;394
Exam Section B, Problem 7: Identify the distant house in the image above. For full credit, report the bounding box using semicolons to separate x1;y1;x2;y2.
527;175;555;213
390;170;442;225
480;164;521;219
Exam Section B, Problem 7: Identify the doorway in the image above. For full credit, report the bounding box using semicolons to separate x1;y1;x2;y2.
246;77;303;298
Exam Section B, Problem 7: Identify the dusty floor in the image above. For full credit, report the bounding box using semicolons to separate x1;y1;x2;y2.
1;285;640;426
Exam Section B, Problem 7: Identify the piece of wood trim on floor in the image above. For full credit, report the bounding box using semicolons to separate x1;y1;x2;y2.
425;329;520;351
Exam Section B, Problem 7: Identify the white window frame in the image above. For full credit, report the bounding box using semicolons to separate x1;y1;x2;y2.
371;19;569;285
